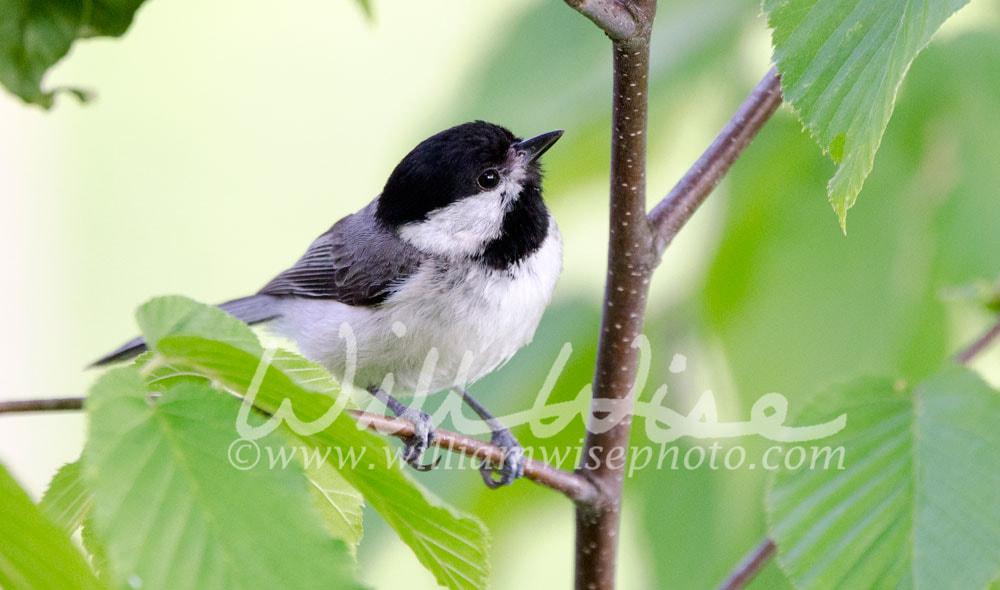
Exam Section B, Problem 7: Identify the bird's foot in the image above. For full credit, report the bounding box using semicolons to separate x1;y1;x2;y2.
479;428;526;489
394;406;439;472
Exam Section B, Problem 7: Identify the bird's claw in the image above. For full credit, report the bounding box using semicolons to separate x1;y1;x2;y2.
479;429;526;489
396;407;439;471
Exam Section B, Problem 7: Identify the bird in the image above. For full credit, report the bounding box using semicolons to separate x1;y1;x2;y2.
93;121;565;487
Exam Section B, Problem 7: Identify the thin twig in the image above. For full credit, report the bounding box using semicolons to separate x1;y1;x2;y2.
350;411;599;503
647;68;783;256
0;397;84;413
718;539;776;590
0;395;598;503
955;314;1000;364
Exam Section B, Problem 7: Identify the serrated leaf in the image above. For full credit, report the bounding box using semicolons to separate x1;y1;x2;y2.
0;461;104;590
766;369;1000;589
764;0;970;229
133;296;491;590
39;460;92;534
81;518;114;585
0;0;147;108
83;367;363;590
277;425;364;558
306;457;366;558
37;464;114;584
156;337;491;590
137;295;262;356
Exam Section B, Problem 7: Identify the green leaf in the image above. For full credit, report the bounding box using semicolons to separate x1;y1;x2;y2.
137;295;262;356
157;337;491;590
134;296;491;590
0;0;147;108
277;425;364;558
39;460;92;534
264;359;365;560
83;367;363;590
0;461;104;590
766;369;1000;589
305;457;366;559
38;464;114;583
764;0;970;229
81;518;114;585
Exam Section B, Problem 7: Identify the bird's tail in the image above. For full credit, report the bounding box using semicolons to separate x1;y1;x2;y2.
89;294;282;367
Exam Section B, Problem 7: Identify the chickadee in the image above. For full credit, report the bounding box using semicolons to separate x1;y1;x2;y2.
94;121;565;487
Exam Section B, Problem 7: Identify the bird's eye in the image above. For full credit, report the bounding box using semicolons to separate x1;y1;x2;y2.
478;169;501;189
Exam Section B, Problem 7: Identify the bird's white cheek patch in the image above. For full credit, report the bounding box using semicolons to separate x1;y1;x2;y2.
399;186;512;256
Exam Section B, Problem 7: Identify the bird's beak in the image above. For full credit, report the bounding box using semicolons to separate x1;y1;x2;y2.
512;130;564;163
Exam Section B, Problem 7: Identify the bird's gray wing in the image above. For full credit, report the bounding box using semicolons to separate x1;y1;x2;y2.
258;202;424;307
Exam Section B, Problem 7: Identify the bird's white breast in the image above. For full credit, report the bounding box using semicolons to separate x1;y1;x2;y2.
275;218;562;395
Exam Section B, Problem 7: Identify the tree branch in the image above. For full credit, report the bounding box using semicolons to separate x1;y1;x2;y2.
718;539;776;590
350;411;599;503
0;397;85;413
569;0;658;585
647;68;782;256
0;395;598;503
955;314;1000;364
560;5;779;590
562;0;639;40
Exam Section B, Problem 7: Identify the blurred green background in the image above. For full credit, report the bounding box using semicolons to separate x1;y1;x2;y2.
2;0;999;588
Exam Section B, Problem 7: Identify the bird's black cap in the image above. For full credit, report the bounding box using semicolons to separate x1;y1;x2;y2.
376;121;559;227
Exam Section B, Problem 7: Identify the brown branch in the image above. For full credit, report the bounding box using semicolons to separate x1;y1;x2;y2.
955;314;1000;364
559;5;779;590
647;67;783;256
0;395;598;503
718;539;776;590
562;0;640;40
0;396;84;413
568;0;659;586
350;411;599;503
